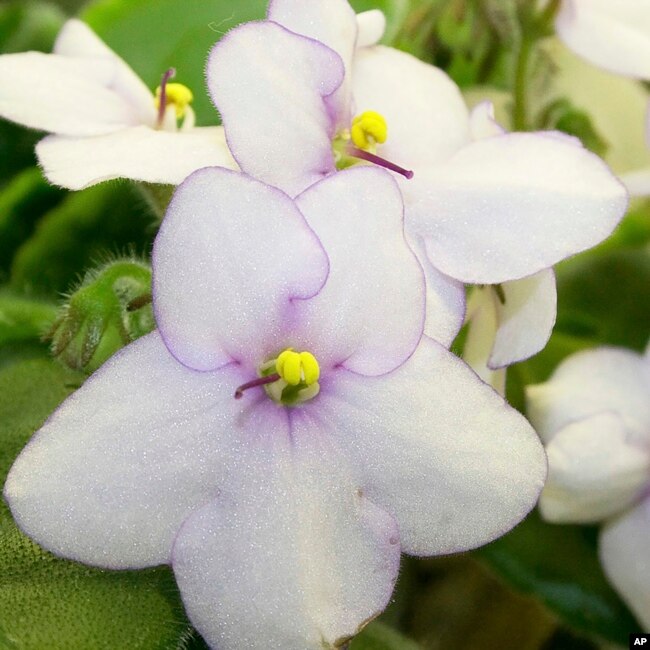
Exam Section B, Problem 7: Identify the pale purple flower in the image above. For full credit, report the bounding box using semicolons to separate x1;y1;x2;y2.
5;166;545;649
0;19;235;189
527;345;650;630
206;0;627;351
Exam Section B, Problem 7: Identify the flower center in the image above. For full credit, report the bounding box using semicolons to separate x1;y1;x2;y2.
154;68;194;130
333;110;414;179
234;348;321;406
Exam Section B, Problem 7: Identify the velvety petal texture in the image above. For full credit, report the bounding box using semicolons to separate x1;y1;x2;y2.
540;412;650;523
556;0;650;80
294;167;425;375
314;337;546;555
153;167;329;372
36;126;237;189
172;433;399;650
526;347;650;444
410;133;627;284
489;270;557;369
268;0;357;122
3;332;258;568
0;53;140;136
53;18;155;126
410;237;465;347
600;498;650;631
207;21;343;197
352;46;470;169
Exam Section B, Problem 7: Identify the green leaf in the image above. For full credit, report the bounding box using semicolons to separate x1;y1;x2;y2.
350;621;421;649
0;290;57;346
10;182;154;297
82;0;269;126
554;246;650;353
476;510;639;643
0;356;192;649
0;168;65;274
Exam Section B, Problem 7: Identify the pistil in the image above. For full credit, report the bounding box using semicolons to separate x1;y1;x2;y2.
234;374;281;399
155;68;176;129
347;147;414;180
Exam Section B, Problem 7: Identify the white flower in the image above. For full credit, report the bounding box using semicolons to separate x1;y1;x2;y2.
527;345;650;630
555;1;650;80
0;19;235;190
5;166;546;649
207;0;627;349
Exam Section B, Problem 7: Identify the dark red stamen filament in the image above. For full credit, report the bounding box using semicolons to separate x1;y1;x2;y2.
348;147;414;180
156;67;176;127
234;373;280;399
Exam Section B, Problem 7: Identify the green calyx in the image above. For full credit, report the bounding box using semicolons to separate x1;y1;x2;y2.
47;259;154;373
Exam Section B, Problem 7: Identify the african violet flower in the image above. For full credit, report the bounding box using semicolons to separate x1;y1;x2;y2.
461;103;557;389
5;166;546;649
555;1;650;81
527;345;650;630
207;0;627;350
0;19;235;190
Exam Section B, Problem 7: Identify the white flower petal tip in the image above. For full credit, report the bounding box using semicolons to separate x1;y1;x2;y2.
36;126;237;190
171;435;400;650
488;270;557;369
414;132;629;284
539;412;650;524
526;347;650;444
3;332;251;569
356;10;387;48
153;167;329;372
600;499;650;631
317;337;547;556
556;0;650;80
207;20;345;197
469;100;506;140
0;52;140;136
294;166;426;375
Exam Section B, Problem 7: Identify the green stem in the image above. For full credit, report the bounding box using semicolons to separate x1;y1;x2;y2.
512;31;532;131
512;0;561;132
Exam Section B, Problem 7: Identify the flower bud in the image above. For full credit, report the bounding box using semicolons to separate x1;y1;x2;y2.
48;259;153;372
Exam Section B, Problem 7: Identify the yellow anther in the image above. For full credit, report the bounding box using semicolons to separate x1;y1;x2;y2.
275;348;320;387
299;351;320;385
351;111;388;151
155;83;194;119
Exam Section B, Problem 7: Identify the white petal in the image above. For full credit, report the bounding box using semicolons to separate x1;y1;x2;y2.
620;166;650;197
54;19;155;126
294;167;425;376
352;46;470;169
172;432;400;650
36;126;237;190
207;21;343;197
463;286;506;394
268;0;357;122
314;337;546;555
153;167;329;372
488;269;557;369
526;347;650;444
600;498;650;632
3;332;263;568
412;237;466;347
410;132;627;283
469;100;506;140
540;412;650;523
556;0;650;80
356;10;386;48
0;52;140;135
